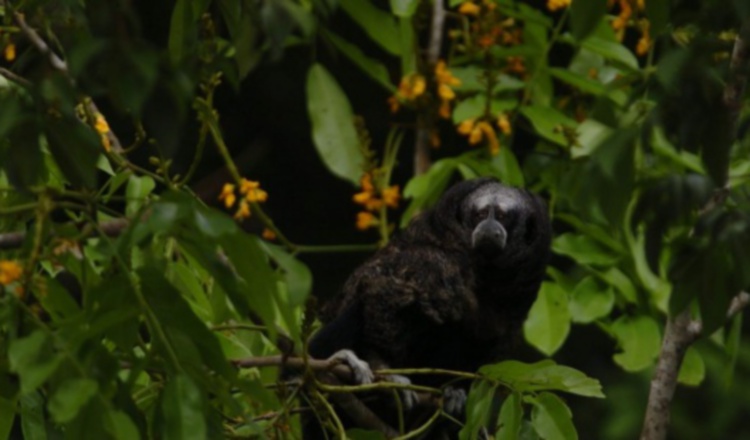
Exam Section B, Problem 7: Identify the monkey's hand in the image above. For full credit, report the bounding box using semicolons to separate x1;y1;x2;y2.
328;349;374;385
442;387;467;416
380;374;418;410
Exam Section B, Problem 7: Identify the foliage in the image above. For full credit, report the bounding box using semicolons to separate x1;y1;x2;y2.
1;0;749;439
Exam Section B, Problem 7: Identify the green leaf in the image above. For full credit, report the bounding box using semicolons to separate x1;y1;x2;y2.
8;331;62;394
491;146;525;187
322;30;395;92
645;0;669;36
44;116;101;188
162;374;206;440
581;37;638;70
568;277;615;324
0;395;17;440
401;158;458;227
390;0;419;17
594;267;637;303
552;233;620;266
531;392;578;440
524;282;571;356
260;243;312;307
126;175;156;217
677;346;705;386
570;0;608;42
480;360;604;398
611;315;661;372
168;0;196;64
218;232;278;333
460;381;497;440
105;410;141;440
496;392;523;440
452;95;516;124
520;106;578;147
138;267;234;379
398;17;416;74
48;378;99;423
20;393;47;440
306;63;364;185
339;0;401;55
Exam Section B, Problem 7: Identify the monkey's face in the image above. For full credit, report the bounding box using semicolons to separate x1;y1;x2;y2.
462;182;526;258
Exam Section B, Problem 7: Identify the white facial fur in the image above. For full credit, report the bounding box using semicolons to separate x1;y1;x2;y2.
467;183;523;214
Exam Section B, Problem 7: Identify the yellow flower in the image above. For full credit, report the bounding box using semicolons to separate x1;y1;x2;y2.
438;83;456;101
547;0;571;12
458;119;476;135
219;183;236;208
458;1;480;16
4;43;16;62
395;74;426;100
234;199;251;220
387;95;400;113
262;228;277;241
469;125;483;145
360;173;375;193
439;100;452;119
636;21;651;56
497;113;512;135
239;178;268;203
477;121;500;155
353;191;372;205
382;185;400;208
94;114;110;134
434;61;461;87
356;211;377;230
0;260;23;285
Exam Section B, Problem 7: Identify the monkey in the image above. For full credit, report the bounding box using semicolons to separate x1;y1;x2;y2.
304;177;552;438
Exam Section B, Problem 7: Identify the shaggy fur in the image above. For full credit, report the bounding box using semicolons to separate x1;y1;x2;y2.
306;177;551;436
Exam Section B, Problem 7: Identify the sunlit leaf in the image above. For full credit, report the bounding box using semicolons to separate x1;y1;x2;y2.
306;63;364;185
531;392;578;440
612;315;661;372
161;374;206;440
677;346;705;386
568;277;615;324
524;283;571;356
496;392;523;440
339;0;401;55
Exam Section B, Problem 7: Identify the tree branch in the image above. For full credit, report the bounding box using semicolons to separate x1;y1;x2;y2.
640;20;750;440
413;0;446;176
10;7;123;152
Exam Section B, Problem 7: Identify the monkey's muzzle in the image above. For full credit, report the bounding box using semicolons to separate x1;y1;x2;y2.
471;218;507;256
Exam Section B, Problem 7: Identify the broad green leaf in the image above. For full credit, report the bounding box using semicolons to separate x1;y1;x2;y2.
611;315;661;372
452;95;516;124
126;175;155;217
139;267;234;379
549;69;627;107
531;392;578;440
398;17;416;74
0;395;16;440
552;233;620;266
677;346;705;386
480;361;604;398
306;63;364;185
491;145;525;187
48;378;98;423
162;374;206;440
520;106;578;147
581;37;638;70
44;116;101;188
497;392;523;440
322;30;395;92
105;410;141;440
168;0;196;64
568;277;615;324
20;393;47;440
524;283;571;356
460;380;497;440
260;242;312;307
570;0;608;41
401;158;458;227
595;267;637;303
8;331;62;394
339;0;401;55
219;232;278;334
390;0;419;17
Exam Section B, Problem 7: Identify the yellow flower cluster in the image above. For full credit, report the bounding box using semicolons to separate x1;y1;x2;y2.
457;113;513;156
0;260;22;286
611;0;651;56
3;43;15;62
219;178;268;221
353;173;400;231
547;0;571;12
94;113;111;152
388;73;426;113
434;60;462;119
